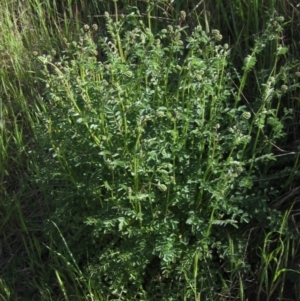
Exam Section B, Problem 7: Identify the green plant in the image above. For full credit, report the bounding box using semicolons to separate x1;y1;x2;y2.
32;11;300;300
1;0;300;300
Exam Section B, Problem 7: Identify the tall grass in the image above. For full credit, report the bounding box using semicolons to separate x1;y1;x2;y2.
1;0;300;300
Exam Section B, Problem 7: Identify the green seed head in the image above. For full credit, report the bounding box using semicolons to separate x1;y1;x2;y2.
195;25;202;32
83;24;90;32
215;34;223;41
236;166;244;174
212;29;220;36
167;25;173;32
242;112;251;120
180;10;186;21
277;16;284;22
92;24;98;31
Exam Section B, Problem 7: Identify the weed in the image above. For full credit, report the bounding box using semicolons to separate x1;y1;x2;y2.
32;12;300;300
1;1;300;300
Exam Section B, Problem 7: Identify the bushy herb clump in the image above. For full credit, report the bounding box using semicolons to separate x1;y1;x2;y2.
34;14;299;300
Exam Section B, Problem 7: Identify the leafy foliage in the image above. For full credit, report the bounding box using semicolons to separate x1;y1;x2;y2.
0;1;280;299
30;13;300;300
